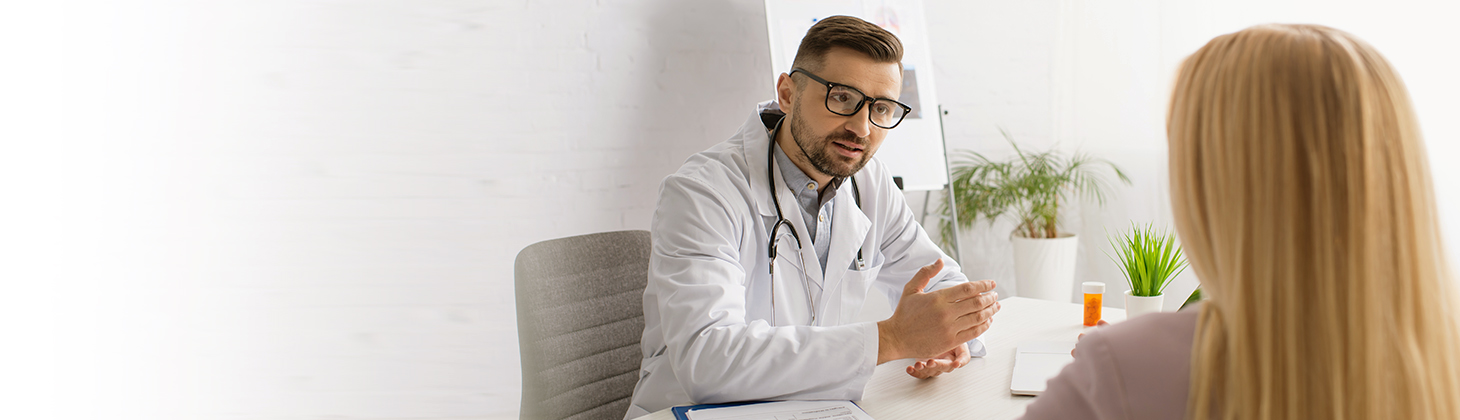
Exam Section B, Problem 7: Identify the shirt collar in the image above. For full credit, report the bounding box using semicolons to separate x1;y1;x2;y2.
773;143;843;198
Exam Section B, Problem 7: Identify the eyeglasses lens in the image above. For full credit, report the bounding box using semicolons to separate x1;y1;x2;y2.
824;86;907;128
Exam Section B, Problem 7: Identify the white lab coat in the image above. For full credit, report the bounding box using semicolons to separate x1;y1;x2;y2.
626;101;984;418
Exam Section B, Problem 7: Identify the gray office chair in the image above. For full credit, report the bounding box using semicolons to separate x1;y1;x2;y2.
515;230;651;420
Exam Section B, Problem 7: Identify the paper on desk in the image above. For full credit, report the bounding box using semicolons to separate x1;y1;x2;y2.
1010;341;1077;396
686;401;873;420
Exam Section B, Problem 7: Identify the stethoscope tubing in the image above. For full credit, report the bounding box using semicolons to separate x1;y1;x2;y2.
765;115;865;325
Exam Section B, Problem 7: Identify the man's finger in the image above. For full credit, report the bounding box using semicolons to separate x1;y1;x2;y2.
954;314;995;342
906;361;930;378
901;259;944;296
924;358;956;373
954;301;1000;327
907;358;956;378
953;344;971;368
907;365;937;379
952;291;998;315
934;279;996;301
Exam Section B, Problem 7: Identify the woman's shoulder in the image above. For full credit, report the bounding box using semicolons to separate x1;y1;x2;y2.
1093;305;1201;352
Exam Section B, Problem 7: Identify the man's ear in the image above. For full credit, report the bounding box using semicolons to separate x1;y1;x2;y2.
776;72;795;113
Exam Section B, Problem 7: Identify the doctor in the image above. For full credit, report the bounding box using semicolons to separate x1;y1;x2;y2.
627;16;1002;418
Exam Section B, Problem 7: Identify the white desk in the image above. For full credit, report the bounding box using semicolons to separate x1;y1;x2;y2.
638;297;1126;420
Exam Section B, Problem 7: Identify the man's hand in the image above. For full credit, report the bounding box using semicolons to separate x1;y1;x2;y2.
906;342;970;379
876;259;1001;364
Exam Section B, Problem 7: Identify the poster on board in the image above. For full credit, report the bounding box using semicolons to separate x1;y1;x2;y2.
764;0;947;191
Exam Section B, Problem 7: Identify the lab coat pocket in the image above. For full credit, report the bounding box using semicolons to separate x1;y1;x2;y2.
846;248;885;273
836;251;885;322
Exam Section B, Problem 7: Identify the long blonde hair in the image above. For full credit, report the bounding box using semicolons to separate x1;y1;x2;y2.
1169;24;1460;419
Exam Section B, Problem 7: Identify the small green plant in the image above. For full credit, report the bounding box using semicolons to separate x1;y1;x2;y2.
938;129;1129;248
1107;223;1189;297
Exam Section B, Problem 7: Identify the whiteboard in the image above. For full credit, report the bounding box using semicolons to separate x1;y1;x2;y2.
764;0;948;191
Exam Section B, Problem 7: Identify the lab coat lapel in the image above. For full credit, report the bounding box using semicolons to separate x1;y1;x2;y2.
743;101;823;324
768;150;825;290
822;175;872;321
742;101;780;219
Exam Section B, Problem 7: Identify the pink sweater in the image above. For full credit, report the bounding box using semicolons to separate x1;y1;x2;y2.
1018;307;1201;420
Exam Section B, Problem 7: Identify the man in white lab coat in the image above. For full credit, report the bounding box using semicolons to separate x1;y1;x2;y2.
626;16;1001;418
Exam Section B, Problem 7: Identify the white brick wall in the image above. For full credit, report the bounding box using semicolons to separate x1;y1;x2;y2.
6;1;1454;420
180;2;775;419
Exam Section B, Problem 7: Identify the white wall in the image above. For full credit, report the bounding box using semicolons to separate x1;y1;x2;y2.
927;0;1460;311
6;1;1455;420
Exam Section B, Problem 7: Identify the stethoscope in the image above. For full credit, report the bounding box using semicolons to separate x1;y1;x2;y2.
765;116;864;326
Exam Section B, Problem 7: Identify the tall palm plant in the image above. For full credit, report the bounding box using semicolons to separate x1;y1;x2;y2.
939;129;1130;248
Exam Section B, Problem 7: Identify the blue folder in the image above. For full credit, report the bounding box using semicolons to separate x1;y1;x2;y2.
671;402;769;420
670;401;864;420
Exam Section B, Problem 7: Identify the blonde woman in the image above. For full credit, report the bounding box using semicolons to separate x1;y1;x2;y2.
1019;24;1460;419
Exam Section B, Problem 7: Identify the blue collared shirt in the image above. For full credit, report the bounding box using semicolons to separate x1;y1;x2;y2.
772;142;842;274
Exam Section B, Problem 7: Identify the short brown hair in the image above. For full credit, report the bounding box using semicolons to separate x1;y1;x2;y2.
791;16;903;72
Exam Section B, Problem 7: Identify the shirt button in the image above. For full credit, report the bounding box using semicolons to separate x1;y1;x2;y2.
806;182;816;190
818;214;826;222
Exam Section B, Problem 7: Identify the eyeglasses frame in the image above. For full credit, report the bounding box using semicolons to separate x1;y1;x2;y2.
788;67;913;129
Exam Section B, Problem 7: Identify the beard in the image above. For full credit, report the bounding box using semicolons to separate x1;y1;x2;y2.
787;110;872;179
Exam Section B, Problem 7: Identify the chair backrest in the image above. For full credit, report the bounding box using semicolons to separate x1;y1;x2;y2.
514;230;651;420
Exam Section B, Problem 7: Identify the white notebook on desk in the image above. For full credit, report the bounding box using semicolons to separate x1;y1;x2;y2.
1010;341;1077;396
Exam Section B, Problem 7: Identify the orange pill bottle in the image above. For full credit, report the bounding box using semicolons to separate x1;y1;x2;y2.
1082;282;1104;326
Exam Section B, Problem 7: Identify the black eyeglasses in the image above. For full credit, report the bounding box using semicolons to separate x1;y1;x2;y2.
790;68;912;129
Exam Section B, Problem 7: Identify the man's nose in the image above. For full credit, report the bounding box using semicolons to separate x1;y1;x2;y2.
844;105;873;138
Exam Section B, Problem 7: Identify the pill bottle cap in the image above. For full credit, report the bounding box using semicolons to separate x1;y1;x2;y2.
1082;282;1105;294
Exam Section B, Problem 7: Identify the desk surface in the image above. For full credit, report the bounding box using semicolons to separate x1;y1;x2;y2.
639;297;1127;420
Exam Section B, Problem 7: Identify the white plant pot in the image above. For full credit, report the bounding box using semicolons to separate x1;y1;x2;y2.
1010;233;1079;302
1124;291;1165;319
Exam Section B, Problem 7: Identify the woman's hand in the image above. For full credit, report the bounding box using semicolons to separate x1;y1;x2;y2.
1072;320;1110;357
